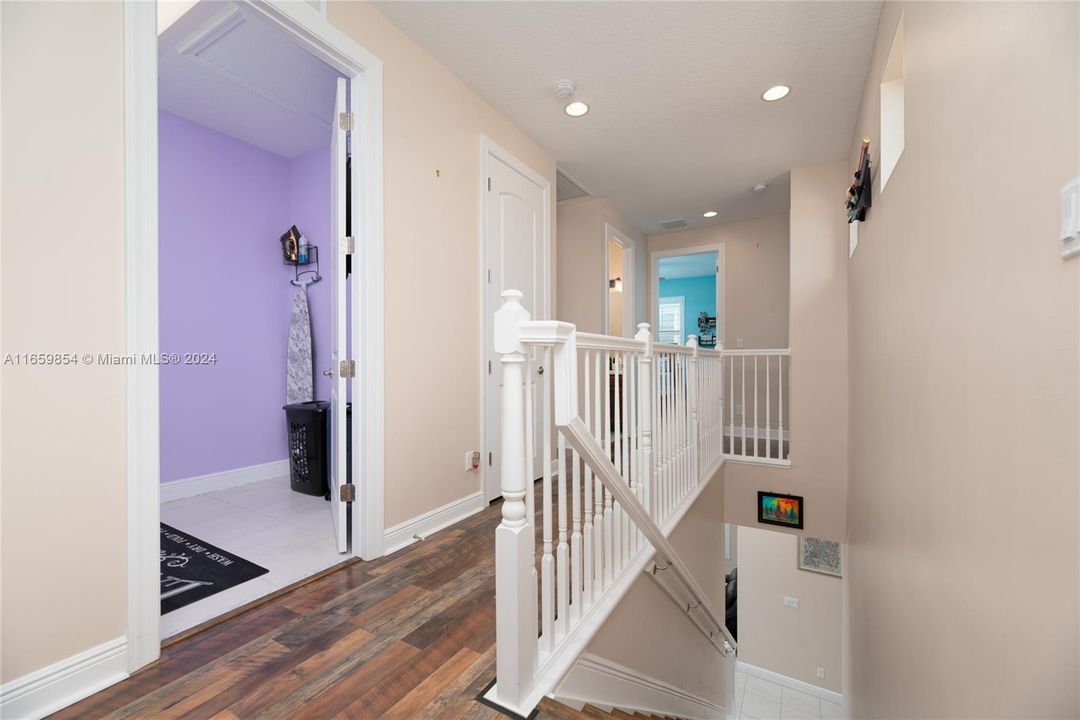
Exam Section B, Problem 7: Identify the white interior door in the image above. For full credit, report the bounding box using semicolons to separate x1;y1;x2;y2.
329;77;348;553
483;144;548;503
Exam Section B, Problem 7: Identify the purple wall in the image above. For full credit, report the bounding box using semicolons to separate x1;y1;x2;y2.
159;110;331;483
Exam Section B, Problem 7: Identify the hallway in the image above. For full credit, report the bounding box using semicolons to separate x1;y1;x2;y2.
53;500;504;719
51;486;656;720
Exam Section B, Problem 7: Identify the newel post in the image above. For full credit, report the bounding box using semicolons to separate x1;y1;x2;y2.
687;335;701;485
635;323;654;518
492;289;536;708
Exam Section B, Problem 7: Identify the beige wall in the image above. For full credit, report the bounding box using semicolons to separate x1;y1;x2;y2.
736;526;842;693
0;0;557;686
585;471;733;709
727;166;848;542
1;1;128;682
845;2;1079;717
330;2;556;527
557;196;646;334
648;214;790;349
648;205;847;543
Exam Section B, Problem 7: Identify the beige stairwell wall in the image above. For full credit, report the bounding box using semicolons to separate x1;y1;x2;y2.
845;2;1080;717
648;197;848;543
583;469;732;710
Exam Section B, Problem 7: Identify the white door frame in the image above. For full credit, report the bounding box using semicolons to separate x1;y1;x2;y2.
479;135;552;503
123;0;385;673
603;223;635;337
649;244;726;346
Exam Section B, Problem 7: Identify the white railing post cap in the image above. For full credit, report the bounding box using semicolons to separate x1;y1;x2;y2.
687;335;699;348
494;289;531;355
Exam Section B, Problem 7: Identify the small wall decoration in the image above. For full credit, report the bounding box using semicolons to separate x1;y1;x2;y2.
757;491;803;529
798;536;841;577
845;136;873;223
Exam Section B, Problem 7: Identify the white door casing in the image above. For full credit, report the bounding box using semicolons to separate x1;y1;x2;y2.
329;77;349;553
481;137;550;503
125;0;385;675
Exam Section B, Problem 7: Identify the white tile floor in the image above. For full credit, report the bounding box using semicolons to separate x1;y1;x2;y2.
160;477;346;638
733;670;843;720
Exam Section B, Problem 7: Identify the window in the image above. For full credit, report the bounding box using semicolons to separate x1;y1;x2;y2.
879;15;905;190
658;296;685;345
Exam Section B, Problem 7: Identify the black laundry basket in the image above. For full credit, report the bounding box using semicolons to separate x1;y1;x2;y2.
284;401;330;498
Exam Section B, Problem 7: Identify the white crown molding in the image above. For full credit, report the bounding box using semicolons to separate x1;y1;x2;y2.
383;491;486;555
736;660;843;705
160;459;290;503
555;652;727;720
0;637;128;720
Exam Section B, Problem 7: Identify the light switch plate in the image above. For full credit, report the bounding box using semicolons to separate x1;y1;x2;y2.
1062;179;1080;259
783;596;799;608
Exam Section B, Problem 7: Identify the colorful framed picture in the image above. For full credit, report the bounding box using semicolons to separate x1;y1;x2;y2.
799;537;842;577
757;491;803;529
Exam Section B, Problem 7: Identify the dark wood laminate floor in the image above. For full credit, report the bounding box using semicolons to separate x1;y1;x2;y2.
51;496;523;720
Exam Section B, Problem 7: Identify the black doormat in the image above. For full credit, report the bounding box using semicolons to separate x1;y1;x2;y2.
160;523;269;615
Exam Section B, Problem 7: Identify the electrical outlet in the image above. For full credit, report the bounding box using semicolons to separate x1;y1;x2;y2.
736;404;744;416
464;450;480;471
736;338;744;348
783;596;799;609
817;667;825;679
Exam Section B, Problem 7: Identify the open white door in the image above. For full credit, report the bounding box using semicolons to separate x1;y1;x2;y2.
329;77;349;553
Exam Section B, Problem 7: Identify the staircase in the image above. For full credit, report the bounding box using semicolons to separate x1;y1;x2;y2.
537;697;685;719
484;290;737;717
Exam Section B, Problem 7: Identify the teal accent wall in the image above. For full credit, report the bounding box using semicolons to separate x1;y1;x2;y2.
657;275;716;344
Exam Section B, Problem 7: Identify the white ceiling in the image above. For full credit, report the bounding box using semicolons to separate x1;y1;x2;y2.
373;1;881;234
158;1;342;159
658;252;718;280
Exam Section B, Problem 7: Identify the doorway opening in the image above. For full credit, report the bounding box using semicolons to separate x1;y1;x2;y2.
126;1;383;666
651;248;723;349
155;0;357;639
604;224;635;337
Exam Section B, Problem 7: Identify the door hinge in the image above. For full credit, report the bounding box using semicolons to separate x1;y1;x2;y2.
488;360;492;374
342;236;355;255
339;359;356;378
339;112;356;132
488;452;493;466
487;177;492;191
339;484;356;502
487;269;492;284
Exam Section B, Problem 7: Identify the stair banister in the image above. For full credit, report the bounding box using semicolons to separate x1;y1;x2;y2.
488;290;735;716
491;289;537;709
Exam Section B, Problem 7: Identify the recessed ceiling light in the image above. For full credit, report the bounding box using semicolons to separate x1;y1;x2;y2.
752;184;768;193
564;101;589;117
703;211;718;218
762;85;790;102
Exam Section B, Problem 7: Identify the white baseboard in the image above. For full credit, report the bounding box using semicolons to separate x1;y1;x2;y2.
554;653;727;720
160;459;290;503
0;637;128;720
383;491;485;555
736;661;842;705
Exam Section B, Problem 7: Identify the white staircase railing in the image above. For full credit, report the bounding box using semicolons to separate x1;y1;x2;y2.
722;348;791;465
485;290;736;716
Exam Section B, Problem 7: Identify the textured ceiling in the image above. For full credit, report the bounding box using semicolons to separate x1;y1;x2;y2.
374;1;881;233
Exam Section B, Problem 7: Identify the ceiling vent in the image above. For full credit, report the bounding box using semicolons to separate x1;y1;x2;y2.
658;219;688;231
556;169;590;202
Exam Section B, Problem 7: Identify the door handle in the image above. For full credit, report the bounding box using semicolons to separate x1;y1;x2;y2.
538;366;544;375
322;369;333;377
